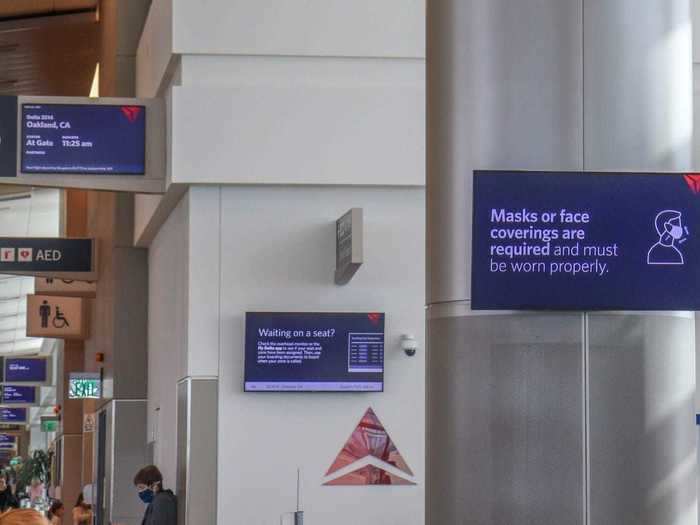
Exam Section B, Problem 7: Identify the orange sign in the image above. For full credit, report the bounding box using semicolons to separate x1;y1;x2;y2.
26;294;88;340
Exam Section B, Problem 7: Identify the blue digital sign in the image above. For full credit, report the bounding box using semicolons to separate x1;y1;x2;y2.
21;103;146;175
0;435;16;444
1;386;36;405
472;171;700;310
245;312;385;392
0;408;26;424
0;96;17;178
4;359;48;383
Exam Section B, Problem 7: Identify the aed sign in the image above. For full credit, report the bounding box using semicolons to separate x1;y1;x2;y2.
0;238;93;275
472;171;700;310
26;294;88;339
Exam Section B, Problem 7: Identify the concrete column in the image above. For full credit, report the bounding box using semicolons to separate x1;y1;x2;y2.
427;1;694;524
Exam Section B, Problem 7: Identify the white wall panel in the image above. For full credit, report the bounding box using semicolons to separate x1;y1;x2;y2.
171;84;424;186
215;185;425;524
136;0;173;97
173;0;424;58
186;189;221;377
147;193;189;487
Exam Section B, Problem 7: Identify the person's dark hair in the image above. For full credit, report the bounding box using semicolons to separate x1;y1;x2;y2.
74;492;84;508
49;500;63;518
133;465;163;487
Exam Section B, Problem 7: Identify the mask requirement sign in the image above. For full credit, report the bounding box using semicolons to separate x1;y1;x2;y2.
471;171;700;310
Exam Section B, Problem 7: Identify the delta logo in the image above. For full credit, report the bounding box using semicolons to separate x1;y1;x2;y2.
367;313;382;325
684;173;700;195
120;106;142;124
323;408;415;486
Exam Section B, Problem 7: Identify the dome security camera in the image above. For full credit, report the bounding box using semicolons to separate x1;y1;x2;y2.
400;334;418;357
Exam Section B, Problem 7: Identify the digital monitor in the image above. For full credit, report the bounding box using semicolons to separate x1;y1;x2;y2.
68;372;101;399
4;358;48;384
0;386;36;405
244;312;385;392
0;435;16;444
0;408;26;424
21;103;146;175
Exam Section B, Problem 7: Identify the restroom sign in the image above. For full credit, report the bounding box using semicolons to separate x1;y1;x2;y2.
26;294;88;339
0;238;94;276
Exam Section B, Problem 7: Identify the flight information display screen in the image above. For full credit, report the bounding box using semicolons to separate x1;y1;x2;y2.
21;103;146;175
244;312;385;392
0;408;26;424
4;358;48;383
0;386;36;405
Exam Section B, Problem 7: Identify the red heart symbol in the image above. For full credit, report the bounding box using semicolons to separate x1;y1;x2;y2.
20;251;29;258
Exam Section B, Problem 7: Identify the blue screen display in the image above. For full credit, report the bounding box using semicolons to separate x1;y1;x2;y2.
4;359;47;383
0;408;26;423
472;171;700;310
245;312;385;392
1;386;36;404
0;435;16;444
21;103;146;175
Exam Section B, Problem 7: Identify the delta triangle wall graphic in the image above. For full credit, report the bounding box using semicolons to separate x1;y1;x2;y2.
324;408;414;486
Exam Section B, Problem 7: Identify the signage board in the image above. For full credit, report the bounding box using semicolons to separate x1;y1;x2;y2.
472;171;700;310
0;434;16;444
0;238;94;279
0;408;26;424
22;103;146;175
244;312;385;392
83;413;96;433
68;373;101;399
335;208;363;285
0;386;37;406
0;96;164;193
2;357;49;385
0;96;17;178
34;277;96;298
26;295;88;340
0;443;17;451
40;418;57;433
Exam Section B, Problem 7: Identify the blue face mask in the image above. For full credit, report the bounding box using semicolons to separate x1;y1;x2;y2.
138;488;155;504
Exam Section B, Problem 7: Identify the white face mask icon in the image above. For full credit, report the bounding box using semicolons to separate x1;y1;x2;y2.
648;210;687;266
667;222;683;240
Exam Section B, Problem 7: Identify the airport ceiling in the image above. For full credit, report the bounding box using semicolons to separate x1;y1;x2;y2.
0;2;99;97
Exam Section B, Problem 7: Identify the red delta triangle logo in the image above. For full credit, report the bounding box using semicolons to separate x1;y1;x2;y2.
120;106;142;124
684;173;700;195
323;408;415;486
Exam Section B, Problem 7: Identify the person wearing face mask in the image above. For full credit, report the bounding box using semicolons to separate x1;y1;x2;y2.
647;210;687;265
133;465;176;525
0;476;17;513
